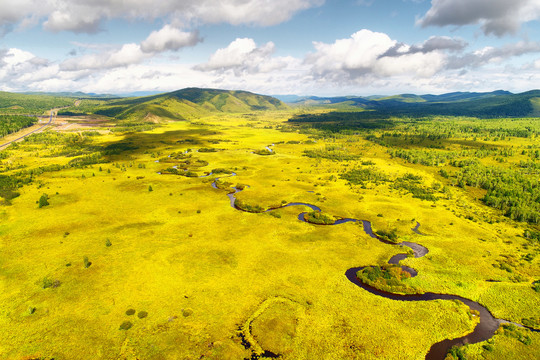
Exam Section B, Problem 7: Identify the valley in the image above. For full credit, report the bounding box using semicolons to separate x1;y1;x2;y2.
0;89;539;360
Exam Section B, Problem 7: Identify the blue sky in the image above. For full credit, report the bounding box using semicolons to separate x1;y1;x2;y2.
1;0;540;96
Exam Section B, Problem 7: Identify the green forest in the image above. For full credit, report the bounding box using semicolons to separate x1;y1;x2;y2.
0;115;37;138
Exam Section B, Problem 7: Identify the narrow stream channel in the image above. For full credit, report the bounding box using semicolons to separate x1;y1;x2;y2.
209;173;538;359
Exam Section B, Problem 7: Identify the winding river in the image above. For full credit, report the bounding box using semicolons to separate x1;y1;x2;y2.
209;173;538;359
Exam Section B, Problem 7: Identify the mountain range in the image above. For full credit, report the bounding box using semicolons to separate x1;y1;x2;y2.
3;88;540;119
276;90;540;117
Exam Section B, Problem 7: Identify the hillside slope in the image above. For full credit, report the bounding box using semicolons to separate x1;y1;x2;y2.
83;88;288;121
0;92;74;115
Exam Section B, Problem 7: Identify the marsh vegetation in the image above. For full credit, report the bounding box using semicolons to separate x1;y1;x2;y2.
0;90;538;360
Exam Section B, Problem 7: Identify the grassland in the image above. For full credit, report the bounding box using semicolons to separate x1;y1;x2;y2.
0;101;539;360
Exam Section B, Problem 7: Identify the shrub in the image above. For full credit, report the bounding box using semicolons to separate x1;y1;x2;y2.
268;211;281;218
393;174;438;202
38;193;49;208
211;168;233;174
340;168;389;185
304;211;336;225
375;228;399;243
500;323;532;345
198;147;217;152
126;309;136;316
105;239;112;247
235;199;264;213
235;183;248;190
137;311;148;319
445;346;466;360
0;189;19;200
522;316;540;328
83;256;92;268
304;148;358;161
119;321;133;330
253;149;274;156
356;265;416;294
41;277;54;289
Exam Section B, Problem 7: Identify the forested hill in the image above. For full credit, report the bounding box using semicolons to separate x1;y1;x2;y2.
287;90;540;118
166;88;286;112
0;92;74;115
72;88;288;121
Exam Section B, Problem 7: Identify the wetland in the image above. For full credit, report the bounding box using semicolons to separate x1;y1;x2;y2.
0;90;539;360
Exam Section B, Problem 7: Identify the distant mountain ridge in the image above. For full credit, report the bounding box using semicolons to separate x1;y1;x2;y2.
283;90;540;117
22;91;119;99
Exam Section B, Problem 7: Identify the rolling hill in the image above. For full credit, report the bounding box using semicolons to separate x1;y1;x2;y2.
71;88;288;121
0;92;75;115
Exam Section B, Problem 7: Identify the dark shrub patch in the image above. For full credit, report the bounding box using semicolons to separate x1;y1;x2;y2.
137;311;148;319
119;321;133;330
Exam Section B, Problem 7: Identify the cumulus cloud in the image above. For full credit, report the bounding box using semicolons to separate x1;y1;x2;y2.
2;24;540;96
447;41;540;69
140;26;201;53
306;29;449;83
0;48;54;90
0;0;37;34
380;36;467;57
0;0;323;35
420;36;468;52
44;9;102;33
195;38;291;75
418;0;540;37
60;25;200;72
304;29;540;87
60;43;148;71
0;49;8;67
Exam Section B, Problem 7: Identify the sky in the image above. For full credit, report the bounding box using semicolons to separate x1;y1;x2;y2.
1;0;540;96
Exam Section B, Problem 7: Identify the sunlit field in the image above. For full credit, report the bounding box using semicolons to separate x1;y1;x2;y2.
0;109;539;360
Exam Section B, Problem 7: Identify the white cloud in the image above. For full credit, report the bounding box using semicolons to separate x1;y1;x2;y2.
60;43;148;71
0;0;324;35
59;25;201;72
419;36;468;52
140;26;201;53
0;0;38;34
43;8;102;33
0;48;55;90
2;27;540;96
417;0;540;37
375;52;445;77
306;29;447;83
195;38;291;75
447;41;540;69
